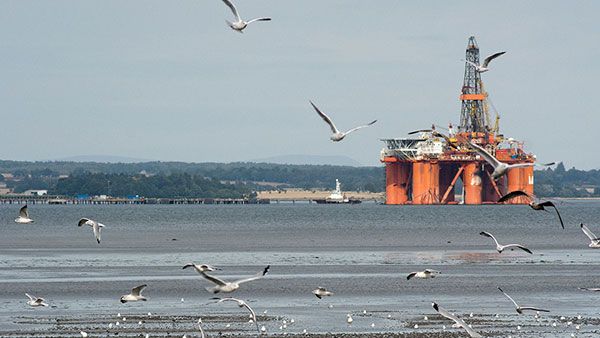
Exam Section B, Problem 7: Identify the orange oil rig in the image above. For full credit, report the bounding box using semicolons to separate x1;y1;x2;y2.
380;36;535;205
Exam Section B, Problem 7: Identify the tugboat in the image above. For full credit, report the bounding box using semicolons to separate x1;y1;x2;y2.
313;179;361;204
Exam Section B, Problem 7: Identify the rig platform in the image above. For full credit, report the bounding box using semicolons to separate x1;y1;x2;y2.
380;37;535;205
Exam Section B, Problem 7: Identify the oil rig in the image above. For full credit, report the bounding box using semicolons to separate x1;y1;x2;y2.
380;36;535;205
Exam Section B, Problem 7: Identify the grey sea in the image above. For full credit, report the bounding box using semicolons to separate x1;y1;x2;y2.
1;201;600;337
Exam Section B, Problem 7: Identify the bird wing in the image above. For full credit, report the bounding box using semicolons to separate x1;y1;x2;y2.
221;0;241;21
464;60;479;68
131;284;147;296
93;223;101;243
468;142;501;168
246;17;271;24
520;306;550;313
482;51;506;68
235;265;270;285
406;272;417;280
579;287;600;292
432;303;482;338
310;101;339;134
343;120;377;136
408;129;433;135
498;287;520;308
581;223;599;241
504;244;533;254
498;190;531;203
200;271;228;286
507;163;534;169
538;201;564;229
19;205;29;218
480;231;499;246
78;218;91;227
25;293;35;301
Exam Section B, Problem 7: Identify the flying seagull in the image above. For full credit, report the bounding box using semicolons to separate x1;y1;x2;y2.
468;141;533;180
192;265;270;294
579;287;600;292
498;190;564;229
580;223;600;248
465;51;506;73
78;218;105;244
15;205;33;224
120;284;148;303
25;293;48;307
310;101;377;142
479;231;532;254
220;0;271;33
182;263;221;273
431;302;482;337
498;287;550;314
407;269;441;280
217;297;260;334
312;287;334;299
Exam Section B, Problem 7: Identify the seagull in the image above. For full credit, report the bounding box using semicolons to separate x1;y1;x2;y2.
580;223;600;248
464;51;506;73
78;218;105;244
120;284;147;303
197;318;206;338
80;332;88;338
220;0;271;33
182;263;221;273
15;205;33;224
25;293;48;307
498;190;564;229
431;302;481;337
217;297;260;334
579;287;600;292
407;269;441;280
468;141;533;180
194;265;270;294
312;287;334;299
479;231;532;254
498;287;550;314
310;101;377;142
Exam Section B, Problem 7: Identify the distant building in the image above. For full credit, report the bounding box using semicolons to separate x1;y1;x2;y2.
0;187;11;195
23;190;48;196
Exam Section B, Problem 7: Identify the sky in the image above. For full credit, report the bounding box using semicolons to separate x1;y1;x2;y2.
1;1;599;168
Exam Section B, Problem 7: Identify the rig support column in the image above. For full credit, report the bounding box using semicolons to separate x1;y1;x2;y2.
385;162;410;205
463;162;482;205
412;162;440;205
506;166;533;204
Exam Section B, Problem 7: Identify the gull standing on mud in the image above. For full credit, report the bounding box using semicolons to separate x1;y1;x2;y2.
310;101;377;142
407;269;441;280
480;231;532;254
465;51;506;73
468;141;533;180
220;0;271;33
580;223;600;248
120;284;148;303
498;287;550;314
312;287;334;299
187;265;270;294
498;190;565;229
78;218;105;244
15;205;33;224
431;302;482;337
217;297;260;334
25;293;48;307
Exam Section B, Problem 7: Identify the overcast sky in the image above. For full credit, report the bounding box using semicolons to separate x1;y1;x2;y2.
1;1;598;168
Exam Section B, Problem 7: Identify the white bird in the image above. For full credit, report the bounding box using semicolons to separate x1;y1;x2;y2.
465;51;506;73
578;287;600;292
310;101;377;142
80;332;88;338
220;0;271;33
216;297;260;334
312;287;333;299
480;231;532;254
182;263;220;273
120;284;147;303
195;265;270;293
498;287;550;314
346;314;353;324
25;293;48;307
197;318;206;338
15;205;33;224
468;141;533;180
431;302;481;337
580;223;600;248
407;269;441;280
78;218;105;244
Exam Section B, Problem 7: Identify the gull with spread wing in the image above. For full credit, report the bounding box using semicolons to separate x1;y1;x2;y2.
432;302;482;337
217;297;260;334
25;293;48;307
78;218;105;244
498;287;549;314
310;101;377;142
15;205;33;224
465;51;506;73
468;141;533;180
580;223;600;248
498;190;564;229
480;231;532;254
220;0;271;33
191;265;270;294
120;284;148;303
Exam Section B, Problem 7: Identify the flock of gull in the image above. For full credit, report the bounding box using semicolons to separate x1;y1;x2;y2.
7;0;599;337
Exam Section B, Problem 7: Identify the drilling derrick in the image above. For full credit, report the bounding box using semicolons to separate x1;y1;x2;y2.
380;36;536;205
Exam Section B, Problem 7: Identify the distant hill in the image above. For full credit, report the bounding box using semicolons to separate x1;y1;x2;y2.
54;155;153;163
250;154;363;167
